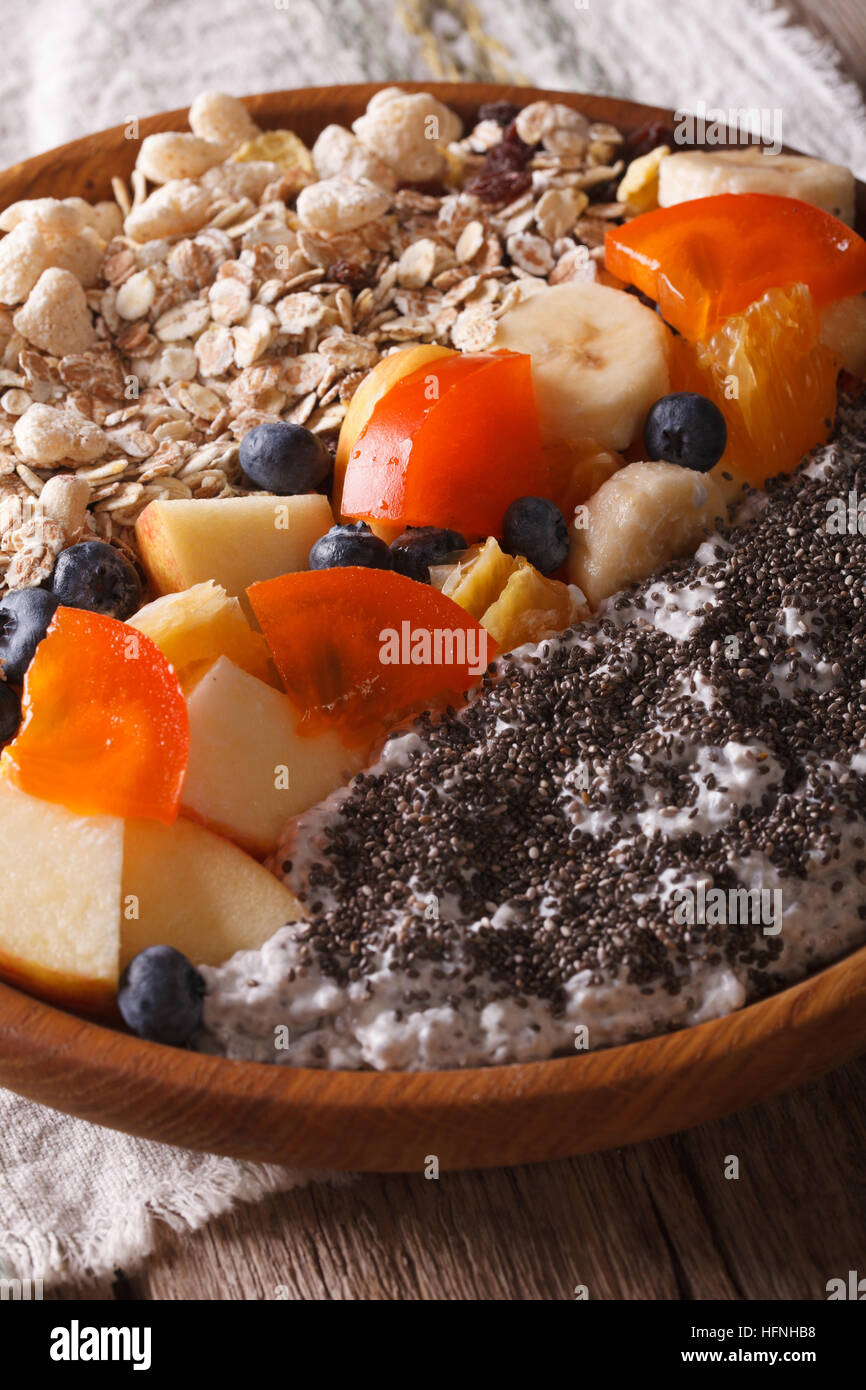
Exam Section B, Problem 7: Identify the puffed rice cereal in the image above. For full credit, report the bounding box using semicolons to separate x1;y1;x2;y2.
13;403;107;464
13;267;96;355
352;91;463;181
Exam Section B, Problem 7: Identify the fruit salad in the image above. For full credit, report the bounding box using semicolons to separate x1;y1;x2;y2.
0;90;864;1069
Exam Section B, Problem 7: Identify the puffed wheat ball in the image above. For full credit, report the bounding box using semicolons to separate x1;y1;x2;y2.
13;267;96;355
189;92;259;151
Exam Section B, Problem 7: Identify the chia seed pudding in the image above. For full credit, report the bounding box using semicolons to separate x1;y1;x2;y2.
196;399;866;1071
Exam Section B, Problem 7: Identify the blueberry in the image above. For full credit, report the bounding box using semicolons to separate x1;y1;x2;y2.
0;682;21;742
309;522;393;571
118;945;206;1047
51;541;142;620
644;392;727;473
239;421;332;495
501;497;569;576
0;588;60;684
389;526;467;583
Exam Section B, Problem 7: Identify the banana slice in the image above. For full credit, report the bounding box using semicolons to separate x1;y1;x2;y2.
568;460;726;609
819;293;866;377
492;282;671;453
658;149;855;226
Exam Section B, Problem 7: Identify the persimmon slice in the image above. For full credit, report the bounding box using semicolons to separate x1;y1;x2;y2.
247;567;497;745
340;351;547;538
605;193;866;340
1;606;189;823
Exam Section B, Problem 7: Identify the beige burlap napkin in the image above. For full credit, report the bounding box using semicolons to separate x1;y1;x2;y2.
1;0;864;1286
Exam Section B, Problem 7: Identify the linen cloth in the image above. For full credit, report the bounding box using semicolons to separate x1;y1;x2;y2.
1;0;864;1289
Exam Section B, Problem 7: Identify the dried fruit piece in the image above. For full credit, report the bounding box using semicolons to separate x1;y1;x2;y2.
126;581;275;689
247;567;495;745
2;607;189;823
231;129;314;179
437;537;516;618
480;563;583;652
605;193;866;340
340;351;547;538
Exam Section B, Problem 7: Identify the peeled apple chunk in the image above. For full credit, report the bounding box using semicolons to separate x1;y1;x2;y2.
1;607;189;823
0;777;122;1014
605;193;866;340
180;656;369;857
340;351;547;538
121;816;304;968
491;281;671;453
134;493;334;600
247;567;497;745
568;460;725;609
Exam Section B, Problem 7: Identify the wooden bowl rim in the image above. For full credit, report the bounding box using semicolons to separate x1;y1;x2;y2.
1;82;864;1170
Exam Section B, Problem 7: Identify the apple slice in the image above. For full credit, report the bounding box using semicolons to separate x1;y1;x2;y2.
134;493;334;602
121;817;302;969
0;777;122;1014
180;655;369;856
127;581;277;690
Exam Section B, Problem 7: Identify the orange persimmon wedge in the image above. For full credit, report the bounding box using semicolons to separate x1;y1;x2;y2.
605;193;866;340
340;350;547;538
247;567;497;746
1;607;189;822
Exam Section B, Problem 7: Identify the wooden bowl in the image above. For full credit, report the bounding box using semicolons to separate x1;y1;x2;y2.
1;83;864;1172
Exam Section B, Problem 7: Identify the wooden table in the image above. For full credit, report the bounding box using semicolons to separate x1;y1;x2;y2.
52;0;866;1301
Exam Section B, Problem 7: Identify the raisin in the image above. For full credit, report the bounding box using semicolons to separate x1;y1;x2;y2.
396;179;448;197
625;119;674;162
503;120;536;156
328;259;374;294
483;139;534;174
465;165;532;205
625;285;657;311
589;178;620;204
625;285;680;336
478;100;521;128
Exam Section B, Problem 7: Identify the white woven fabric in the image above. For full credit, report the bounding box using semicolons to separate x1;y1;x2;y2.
1;0;864;1290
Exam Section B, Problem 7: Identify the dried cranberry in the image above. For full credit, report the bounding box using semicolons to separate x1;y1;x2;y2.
396;178;448;198
625;119;674;162
478;100;521;128
465;166;532;205
328;259;374;294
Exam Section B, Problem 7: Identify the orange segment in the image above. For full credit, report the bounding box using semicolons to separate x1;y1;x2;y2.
1;607;189;822
668;283;839;488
